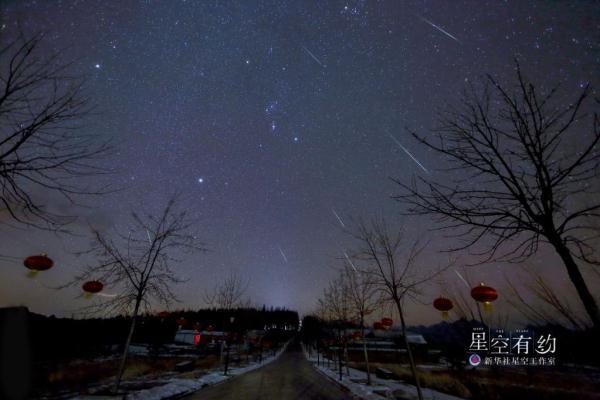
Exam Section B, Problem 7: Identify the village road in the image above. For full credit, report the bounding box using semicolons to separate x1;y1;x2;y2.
184;341;352;400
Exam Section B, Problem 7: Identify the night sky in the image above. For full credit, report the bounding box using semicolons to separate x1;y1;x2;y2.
0;1;598;323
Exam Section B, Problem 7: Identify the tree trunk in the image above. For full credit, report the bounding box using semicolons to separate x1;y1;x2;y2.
344;343;350;376
360;318;371;385
550;235;600;329
394;298;423;400
114;296;142;394
338;347;342;380
362;328;371;385
338;328;343;380
317;342;320;366
224;342;231;375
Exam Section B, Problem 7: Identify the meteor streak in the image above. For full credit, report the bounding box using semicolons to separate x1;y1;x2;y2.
96;292;118;298
278;246;288;263
331;208;346;228
343;251;358;272
454;269;470;288
388;133;430;174
302;46;325;67
419;16;460;43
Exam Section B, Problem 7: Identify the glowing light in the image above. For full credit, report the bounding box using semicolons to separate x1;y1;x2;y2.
418;16;460;43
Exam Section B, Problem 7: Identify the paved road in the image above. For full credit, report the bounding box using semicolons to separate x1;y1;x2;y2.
185;341;351;400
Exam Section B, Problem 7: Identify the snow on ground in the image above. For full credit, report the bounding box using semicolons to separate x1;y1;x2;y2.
71;342;290;400
302;345;465;400
124;341;290;400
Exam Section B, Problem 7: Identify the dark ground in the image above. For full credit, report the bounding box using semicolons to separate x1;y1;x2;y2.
185;341;353;400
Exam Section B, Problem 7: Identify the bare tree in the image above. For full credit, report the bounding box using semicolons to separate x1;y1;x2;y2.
0;33;110;231
395;65;600;328
67;196;204;393
350;219;449;400
317;272;353;380
318;274;352;323
340;260;381;385
203;271;249;310
505;266;588;330
314;299;330;322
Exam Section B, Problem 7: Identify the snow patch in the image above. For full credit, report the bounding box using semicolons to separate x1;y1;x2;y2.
302;344;466;400
122;341;290;400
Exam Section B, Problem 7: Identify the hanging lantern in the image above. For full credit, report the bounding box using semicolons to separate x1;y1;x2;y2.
176;317;187;329
433;297;454;319
471;283;498;312
381;317;393;329
373;321;384;330
82;281;104;298
23;254;54;278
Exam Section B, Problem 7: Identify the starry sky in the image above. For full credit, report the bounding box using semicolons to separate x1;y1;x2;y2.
0;1;598;323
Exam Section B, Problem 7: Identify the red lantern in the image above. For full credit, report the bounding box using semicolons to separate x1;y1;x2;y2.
176;317;187;329
373;321;384;330
471;283;498;312
158;311;171;319
82;281;103;298
381;318;393;328
23;254;54;277
433;297;454;320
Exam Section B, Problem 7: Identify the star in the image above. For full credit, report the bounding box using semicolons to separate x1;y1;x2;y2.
265;100;278;115
4;0;596;329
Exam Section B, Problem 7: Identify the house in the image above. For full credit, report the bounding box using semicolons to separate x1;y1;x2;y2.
174;329;230;347
174;329;200;345
198;330;227;347
369;327;428;345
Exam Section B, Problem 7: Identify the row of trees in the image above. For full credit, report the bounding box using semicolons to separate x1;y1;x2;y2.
20;306;298;362
316;221;448;397
0;34;221;393
2;31;599;398
312;64;599;400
